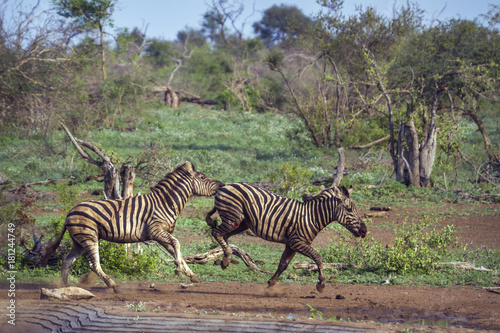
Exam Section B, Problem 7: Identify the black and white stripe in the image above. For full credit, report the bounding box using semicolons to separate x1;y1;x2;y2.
206;183;366;292
42;161;224;292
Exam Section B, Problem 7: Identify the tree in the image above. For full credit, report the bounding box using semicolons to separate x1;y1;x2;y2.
52;0;117;80
144;38;176;68
0;0;74;133
201;0;250;48
253;4;314;47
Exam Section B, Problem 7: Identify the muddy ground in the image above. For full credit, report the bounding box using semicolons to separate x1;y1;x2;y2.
0;202;498;332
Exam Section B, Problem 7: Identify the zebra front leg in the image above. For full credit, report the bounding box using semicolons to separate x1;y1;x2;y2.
289;240;326;292
149;229;200;283
267;244;297;288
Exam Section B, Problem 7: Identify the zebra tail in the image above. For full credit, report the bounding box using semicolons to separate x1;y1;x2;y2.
40;224;67;267
205;207;218;229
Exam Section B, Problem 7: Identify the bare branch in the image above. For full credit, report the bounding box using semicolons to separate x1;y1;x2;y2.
331;147;345;187
347;135;390;149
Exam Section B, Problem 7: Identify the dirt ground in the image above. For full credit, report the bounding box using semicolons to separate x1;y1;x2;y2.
1;202;498;332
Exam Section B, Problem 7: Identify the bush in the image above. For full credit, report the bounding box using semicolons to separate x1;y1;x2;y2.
71;241;162;278
269;163;321;199
321;216;458;275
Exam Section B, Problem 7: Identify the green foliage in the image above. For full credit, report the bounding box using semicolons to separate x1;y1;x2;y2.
265;49;284;71
321;217;458;275
144;38;176;68
215;89;239;110
253;4;314;47
307;304;324;320
71;240;161;278
385;219;457;274
0;197;38;269
269;163;321;199
51;181;79;213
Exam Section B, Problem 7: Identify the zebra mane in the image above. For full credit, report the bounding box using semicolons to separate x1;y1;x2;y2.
302;186;343;202
151;162;193;191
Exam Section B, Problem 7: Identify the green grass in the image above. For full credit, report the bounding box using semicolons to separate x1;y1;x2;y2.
0;104;499;289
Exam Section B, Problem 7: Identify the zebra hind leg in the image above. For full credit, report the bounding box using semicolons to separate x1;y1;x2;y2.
61;242;86;286
267;244;297;288
149;229;201;283
289;240;326;293
85;245;119;293
211;211;245;270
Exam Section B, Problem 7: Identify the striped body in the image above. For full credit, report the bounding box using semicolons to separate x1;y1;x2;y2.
206;183;366;292
43;162;224;291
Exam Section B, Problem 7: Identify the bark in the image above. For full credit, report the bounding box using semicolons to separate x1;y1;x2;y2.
466;111;500;164
331;147;345;187
164;87;180;108
60;122;135;199
170;244;272;274
120;164;135;200
292;262;346;271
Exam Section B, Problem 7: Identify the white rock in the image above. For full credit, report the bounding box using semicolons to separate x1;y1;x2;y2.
40;286;95;301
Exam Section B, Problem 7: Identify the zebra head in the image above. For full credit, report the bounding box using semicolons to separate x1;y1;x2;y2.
183;161;225;196
331;185;367;238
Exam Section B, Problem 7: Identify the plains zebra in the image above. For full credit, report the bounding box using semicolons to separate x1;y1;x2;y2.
42;161;224;292
205;183;366;292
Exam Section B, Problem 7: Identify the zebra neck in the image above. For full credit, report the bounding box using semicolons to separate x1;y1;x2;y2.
152;174;193;206
305;198;338;231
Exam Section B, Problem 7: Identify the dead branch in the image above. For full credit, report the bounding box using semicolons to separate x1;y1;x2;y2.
0;177;73;187
436;261;497;273
171;244;272;274
370;206;391;211
347;135;390;150
331;147;345;187
485;287;500;294
60;122;129;200
292;262;346;271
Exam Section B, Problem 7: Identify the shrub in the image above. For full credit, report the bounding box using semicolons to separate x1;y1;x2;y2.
71;241;161;278
321;216;458;275
269;163;320;199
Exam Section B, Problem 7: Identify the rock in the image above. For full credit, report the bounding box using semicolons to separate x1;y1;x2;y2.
40;286;95;301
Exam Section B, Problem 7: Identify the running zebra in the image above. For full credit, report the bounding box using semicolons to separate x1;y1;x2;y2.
205;183;366;292
42;161;224;292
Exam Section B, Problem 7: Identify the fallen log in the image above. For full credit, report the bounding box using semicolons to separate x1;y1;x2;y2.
370;206;391;211
364;211;388;218
180;96;217;105
164;244;272;274
485;287;500;294
436;261;497;273
292;262;346;271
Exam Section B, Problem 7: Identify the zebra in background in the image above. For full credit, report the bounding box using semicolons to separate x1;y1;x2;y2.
206;183;366;292
42;161;224;292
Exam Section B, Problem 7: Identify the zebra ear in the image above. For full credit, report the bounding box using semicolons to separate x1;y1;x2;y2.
184;161;195;174
339;185;351;198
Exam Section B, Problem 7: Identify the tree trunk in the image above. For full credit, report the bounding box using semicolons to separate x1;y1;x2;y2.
99;25;106;80
59;122;136;199
466;111;500;164
120;164;136;200
165;87;180;108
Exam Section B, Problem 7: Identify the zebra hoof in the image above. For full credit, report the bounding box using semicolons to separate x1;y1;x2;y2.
221;258;230;270
113;285;121;294
316;283;325;293
190;276;201;283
